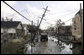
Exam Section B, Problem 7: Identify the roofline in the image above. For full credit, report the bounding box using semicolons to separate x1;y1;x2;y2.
1;21;23;28
75;9;83;16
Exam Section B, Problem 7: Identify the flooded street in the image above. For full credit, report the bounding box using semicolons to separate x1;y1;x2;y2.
26;44;31;54
60;43;72;54
26;36;73;54
32;39;60;54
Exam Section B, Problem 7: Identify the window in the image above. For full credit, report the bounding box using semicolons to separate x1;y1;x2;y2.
74;21;76;30
74;28;76;30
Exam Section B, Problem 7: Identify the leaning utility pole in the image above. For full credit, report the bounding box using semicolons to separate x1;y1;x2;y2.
38;6;49;28
33;6;49;43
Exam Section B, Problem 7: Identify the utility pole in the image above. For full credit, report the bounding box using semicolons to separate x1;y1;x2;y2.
37;19;39;42
31;5;49;43
2;17;4;21
80;3;83;52
31;21;33;42
31;20;33;54
33;6;49;43
57;20;60;45
37;19;39;26
38;6;49;28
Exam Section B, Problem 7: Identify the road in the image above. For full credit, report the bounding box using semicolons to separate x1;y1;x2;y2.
26;36;72;54
32;38;60;54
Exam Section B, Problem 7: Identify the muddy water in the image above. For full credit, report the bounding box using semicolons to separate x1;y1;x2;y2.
72;43;82;54
26;37;82;54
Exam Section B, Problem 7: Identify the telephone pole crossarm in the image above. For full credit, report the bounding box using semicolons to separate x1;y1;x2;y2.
38;6;49;28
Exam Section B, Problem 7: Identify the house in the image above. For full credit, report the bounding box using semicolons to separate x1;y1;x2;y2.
58;26;72;42
72;9;83;42
1;21;24;39
71;9;83;54
58;26;72;36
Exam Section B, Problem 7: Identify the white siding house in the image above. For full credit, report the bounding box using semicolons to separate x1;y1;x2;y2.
1;21;23;37
1;21;25;45
17;24;23;29
7;28;16;33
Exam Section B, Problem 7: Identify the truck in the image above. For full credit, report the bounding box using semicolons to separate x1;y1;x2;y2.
40;33;48;42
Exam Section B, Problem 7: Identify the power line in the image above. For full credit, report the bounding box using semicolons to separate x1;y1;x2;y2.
25;10;38;25
7;9;27;17
44;21;54;25
2;1;32;22
39;2;43;8
46;9;78;24
20;9;37;24
43;9;77;26
25;10;36;20
64;18;73;23
42;2;44;7
47;9;78;16
45;1;48;6
3;1;76;26
40;1;45;8
61;10;79;23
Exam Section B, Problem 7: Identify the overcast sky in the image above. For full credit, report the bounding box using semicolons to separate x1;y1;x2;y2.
1;1;83;30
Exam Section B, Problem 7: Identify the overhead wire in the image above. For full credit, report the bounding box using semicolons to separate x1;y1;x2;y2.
46;9;78;16
60;10;79;23
20;9;38;24
47;9;78;23
40;2;79;27
7;9;27;17
2;1;37;24
39;1;77;24
45;1;48;6
46;9;78;26
41;1;45;7
25;10;36;20
2;1;56;30
40;2;80;27
25;10;37;24
40;1;44;8
64;18;73;23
